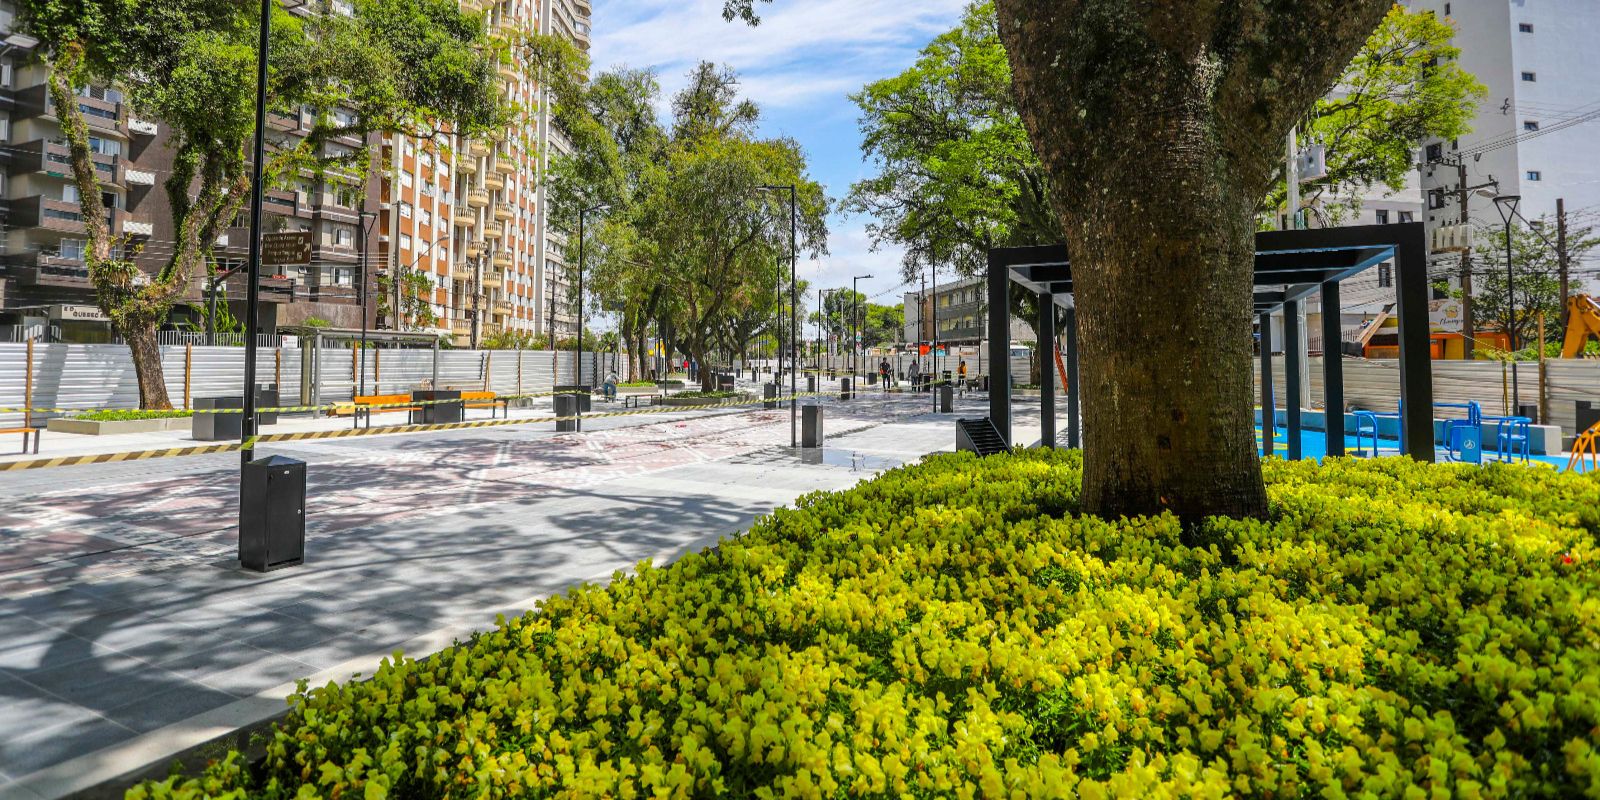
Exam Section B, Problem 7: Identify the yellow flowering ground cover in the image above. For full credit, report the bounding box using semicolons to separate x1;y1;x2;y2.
133;452;1598;799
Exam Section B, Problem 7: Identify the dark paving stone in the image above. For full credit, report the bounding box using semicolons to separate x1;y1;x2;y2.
102;681;238;735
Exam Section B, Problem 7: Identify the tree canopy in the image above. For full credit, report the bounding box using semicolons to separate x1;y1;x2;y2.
17;0;507;407
548;61;828;388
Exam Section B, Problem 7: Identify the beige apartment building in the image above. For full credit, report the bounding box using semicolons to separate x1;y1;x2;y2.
0;0;593;344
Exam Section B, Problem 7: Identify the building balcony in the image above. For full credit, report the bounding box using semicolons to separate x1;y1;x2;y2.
482;173;504;190
494;300;514;316
493;252;513;269
467;139;490;158
311;244;359;264
9;251;91;288
451;320;473;336
456;157;477;174
8;140;124;188
9;196;112;234
451;264;475;282
120;217;153;237
481;225;503;240
452;207;476;226
463;241;484;258
492;158;517;175
266;112;299;133
127;117;159;136
497;62;520;82
124;167;156;186
492;203;513;222
466;189;490;208
481;269;503;288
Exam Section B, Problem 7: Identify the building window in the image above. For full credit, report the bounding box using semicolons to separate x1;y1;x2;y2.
399;201;413;218
1378;263;1393;288
1519;23;1534;33
334;227;352;246
1524;120;1540;131
1375;209;1389;224
1521;72;1537;82
1425;142;1444;163
59;238;86;260
400;171;413;188
1527;170;1542;181
1399;211;1413;223
400;233;413;251
420;209;431;226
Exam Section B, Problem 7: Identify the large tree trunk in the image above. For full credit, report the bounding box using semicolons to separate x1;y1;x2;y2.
126;328;174;410
995;0;1389;521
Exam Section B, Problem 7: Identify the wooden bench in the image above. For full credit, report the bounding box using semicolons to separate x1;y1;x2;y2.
462;391;509;418
0;426;39;454
623;394;663;409
334;394;421;429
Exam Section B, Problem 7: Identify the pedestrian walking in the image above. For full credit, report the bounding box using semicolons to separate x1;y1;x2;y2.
958;360;969;396
907;360;921;392
879;358;892;393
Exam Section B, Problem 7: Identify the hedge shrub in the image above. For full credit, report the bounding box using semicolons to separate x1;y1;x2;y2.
133;452;1598;799
75;409;194;421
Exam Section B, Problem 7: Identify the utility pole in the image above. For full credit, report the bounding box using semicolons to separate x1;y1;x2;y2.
1457;160;1475;358
1558;197;1570;327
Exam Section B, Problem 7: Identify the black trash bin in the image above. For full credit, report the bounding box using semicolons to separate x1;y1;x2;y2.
192;396;244;441
840;377;853;401
763;382;778;410
939;385;954;413
718;373;736;392
802;404;824;448
554;393;578;432
239;455;305;572
410;390;463;424
256;385;280;426
806;374;817;393
552;386;592;413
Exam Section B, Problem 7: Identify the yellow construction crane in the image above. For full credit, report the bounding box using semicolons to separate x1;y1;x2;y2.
1560;294;1600;358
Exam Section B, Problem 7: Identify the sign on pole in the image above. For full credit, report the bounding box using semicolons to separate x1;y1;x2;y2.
261;231;312;267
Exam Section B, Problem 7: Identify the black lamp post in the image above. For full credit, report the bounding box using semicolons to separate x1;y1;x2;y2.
240;0;271;467
356;209;376;395
756;184;797;446
852;274;872;380
1492;193;1522;414
578;203;608;431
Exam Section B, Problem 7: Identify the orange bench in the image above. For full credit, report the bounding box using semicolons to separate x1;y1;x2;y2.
1;426;39;454
334;394;421;429
462;391;509;418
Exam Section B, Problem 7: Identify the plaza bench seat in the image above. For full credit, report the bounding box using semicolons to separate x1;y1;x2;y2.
0;426;39;454
462;391;509;418
334;394;420;429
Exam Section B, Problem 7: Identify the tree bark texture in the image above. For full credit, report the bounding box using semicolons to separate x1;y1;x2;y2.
994;0;1389;521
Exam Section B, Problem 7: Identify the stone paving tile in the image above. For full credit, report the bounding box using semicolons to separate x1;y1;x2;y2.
0;396;984;782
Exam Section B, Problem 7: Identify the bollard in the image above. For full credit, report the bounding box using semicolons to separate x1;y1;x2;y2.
840;377;853;401
802;404;824;447
763;382;778;410
806;374;817;393
193;396;245;441
939;385;954;413
239;455;306;572
554;394;578;432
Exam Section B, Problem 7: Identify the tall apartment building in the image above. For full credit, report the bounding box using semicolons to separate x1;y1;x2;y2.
381;0;591;346
1410;0;1600;286
0;0;594;344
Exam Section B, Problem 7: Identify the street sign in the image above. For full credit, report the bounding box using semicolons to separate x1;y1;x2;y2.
261;231;312;267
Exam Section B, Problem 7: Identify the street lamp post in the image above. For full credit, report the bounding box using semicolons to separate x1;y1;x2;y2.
240;0;271;467
756;185;798;447
357;210;376;395
1492;194;1523;414
578;203;609;431
852;274;872;382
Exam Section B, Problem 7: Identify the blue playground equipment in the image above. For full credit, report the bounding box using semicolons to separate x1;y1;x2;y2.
1438;401;1483;463
1491;416;1532;463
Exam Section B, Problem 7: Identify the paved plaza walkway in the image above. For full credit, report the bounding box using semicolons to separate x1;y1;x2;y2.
0;392;1041;799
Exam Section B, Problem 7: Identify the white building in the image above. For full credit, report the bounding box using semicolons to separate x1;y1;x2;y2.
1411;0;1600;272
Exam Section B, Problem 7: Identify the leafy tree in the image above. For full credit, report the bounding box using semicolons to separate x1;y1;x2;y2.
1455;218;1599;357
18;0;504;408
551;62;827;391
1276;6;1485;224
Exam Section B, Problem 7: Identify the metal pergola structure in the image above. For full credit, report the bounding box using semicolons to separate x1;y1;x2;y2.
986;222;1434;460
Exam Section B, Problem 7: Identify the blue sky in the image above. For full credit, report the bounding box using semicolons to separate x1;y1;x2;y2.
588;0;969;305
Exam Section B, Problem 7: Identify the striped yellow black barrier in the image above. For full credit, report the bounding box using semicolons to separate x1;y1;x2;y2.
0;391;567;418
0;389;852;472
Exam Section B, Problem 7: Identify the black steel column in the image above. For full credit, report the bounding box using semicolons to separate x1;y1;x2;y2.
1038;293;1055;448
986;254;1010;446
1259;312;1275;458
1394;225;1436;460
1284;298;1303;460
1065;305;1080;449
1321;280;1345;457
240;0;270;467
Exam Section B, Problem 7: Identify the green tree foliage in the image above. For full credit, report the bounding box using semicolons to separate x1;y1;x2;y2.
17;0;505;407
811;290;903;350
550;62;828;390
1453;217;1600;356
1278;6;1486;224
